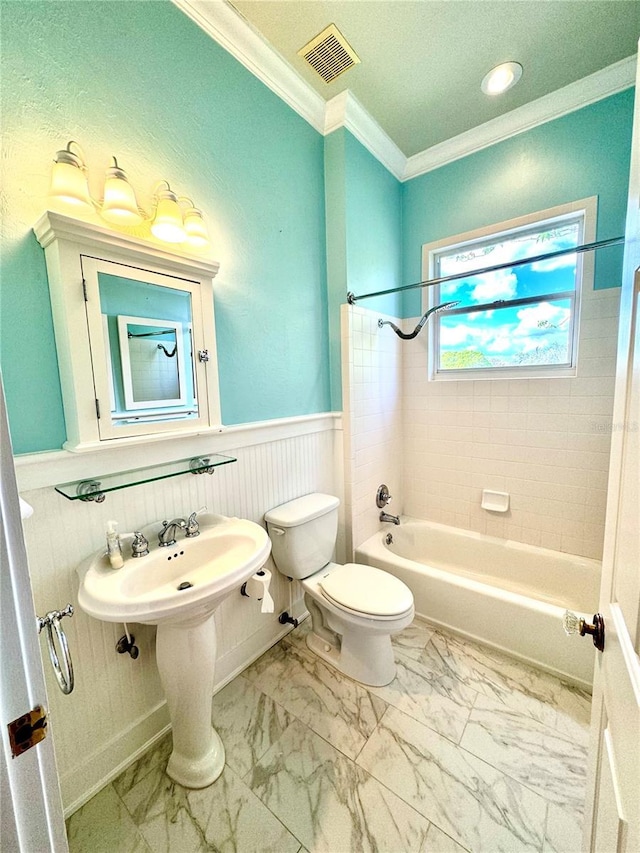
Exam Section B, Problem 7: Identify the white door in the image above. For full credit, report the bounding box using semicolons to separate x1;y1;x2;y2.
0;378;68;852
582;49;640;853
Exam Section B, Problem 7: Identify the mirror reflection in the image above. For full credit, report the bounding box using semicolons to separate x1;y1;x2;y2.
98;271;198;426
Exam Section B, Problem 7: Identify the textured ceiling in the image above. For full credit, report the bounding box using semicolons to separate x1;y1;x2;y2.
231;0;640;157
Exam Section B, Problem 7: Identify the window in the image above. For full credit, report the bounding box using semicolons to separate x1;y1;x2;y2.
424;198;596;379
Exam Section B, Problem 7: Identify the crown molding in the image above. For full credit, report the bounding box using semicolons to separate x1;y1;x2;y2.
173;0;326;133
325;91;406;179
174;2;636;184
404;54;637;181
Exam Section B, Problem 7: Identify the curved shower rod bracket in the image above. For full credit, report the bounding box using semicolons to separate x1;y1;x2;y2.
378;301;460;340
157;343;177;358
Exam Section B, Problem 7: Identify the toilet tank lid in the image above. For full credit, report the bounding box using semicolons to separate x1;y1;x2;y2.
264;493;339;527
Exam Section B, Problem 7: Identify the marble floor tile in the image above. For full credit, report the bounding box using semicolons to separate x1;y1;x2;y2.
113;734;173;799
459;694;588;814
368;647;478;743
247;718;431;853
66;784;150;853
357;706;547;853
210;674;294;777
121;762;299;853
243;640;386;759
425;631;590;733
423;823;470;852
553;684;592;743
543;802;585;853
391;617;436;661
67;622;593;853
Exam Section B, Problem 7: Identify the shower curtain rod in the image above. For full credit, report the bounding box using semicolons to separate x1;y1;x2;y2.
346;235;624;305
127;329;176;338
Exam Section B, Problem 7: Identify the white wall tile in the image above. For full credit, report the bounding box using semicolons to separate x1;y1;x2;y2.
400;285;620;559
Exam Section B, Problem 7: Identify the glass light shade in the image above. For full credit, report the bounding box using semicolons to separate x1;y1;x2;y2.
101;164;143;225
183;206;209;248
151;190;186;243
50;157;92;208
481;61;522;95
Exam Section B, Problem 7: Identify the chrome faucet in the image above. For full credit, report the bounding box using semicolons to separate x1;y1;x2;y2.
158;518;187;547
380;510;400;525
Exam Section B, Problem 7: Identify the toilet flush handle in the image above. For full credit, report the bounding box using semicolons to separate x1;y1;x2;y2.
270;526;285;536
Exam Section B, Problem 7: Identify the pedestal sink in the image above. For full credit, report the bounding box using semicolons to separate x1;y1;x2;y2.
77;514;271;788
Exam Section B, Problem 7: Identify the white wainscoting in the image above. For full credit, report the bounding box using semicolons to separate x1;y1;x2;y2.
15;414;340;814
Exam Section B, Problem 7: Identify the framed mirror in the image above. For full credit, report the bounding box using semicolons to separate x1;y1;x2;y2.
34;211;221;451
116;315;189;412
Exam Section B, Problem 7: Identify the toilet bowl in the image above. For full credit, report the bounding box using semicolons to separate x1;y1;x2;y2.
265;494;414;686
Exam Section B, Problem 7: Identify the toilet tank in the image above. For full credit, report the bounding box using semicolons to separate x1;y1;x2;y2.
264;493;340;580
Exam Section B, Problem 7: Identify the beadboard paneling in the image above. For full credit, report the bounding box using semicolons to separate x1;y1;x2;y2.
19;423;338;813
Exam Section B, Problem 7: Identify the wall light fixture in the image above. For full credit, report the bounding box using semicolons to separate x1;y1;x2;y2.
49;141;210;250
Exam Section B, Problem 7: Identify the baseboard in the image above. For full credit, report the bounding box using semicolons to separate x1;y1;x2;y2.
62;701;171;817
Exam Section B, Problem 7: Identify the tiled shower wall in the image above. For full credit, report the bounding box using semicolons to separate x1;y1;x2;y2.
341;305;403;552
16;419;338;813
344;284;619;561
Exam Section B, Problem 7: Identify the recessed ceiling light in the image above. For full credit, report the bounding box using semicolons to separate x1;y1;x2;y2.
481;61;523;96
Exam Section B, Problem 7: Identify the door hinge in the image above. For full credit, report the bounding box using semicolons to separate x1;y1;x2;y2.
95;398;101;419
82;279;88;301
8;705;48;758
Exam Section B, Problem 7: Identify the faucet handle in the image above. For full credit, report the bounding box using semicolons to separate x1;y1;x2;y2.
131;531;149;558
376;484;392;508
186;506;207;538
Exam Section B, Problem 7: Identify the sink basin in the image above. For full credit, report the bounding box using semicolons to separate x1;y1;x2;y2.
76;514;272;789
78;515;271;625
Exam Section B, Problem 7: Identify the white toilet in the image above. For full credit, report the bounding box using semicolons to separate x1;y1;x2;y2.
264;493;414;686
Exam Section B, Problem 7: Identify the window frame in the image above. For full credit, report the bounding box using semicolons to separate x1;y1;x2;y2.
423;197;597;381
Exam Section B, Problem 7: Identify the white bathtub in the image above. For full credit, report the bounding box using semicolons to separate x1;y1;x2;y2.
355;519;601;689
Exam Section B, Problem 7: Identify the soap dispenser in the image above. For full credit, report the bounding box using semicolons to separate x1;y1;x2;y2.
106;520;124;569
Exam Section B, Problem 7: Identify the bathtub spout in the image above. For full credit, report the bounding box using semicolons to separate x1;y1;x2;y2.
380;511;400;525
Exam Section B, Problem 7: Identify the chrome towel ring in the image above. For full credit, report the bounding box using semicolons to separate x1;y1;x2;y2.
37;604;75;695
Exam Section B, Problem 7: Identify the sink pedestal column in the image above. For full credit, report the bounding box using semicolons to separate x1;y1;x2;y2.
155;611;225;788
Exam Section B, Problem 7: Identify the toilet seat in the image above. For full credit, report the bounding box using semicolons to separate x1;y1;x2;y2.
318;563;413;618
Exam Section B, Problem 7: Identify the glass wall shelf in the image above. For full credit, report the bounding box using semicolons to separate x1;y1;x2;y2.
55;453;236;503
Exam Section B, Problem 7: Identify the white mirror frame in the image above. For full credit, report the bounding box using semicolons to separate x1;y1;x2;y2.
116;314;187;412
33;211;222;452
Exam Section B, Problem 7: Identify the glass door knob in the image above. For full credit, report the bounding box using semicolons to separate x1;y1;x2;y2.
563;609;605;652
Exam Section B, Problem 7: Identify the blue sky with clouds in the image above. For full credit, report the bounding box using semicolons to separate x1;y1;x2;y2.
436;223;580;366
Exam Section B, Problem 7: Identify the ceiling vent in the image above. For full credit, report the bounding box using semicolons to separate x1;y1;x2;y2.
298;24;360;84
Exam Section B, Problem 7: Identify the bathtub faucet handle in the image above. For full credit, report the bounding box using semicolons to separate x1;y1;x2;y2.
376;484;392;508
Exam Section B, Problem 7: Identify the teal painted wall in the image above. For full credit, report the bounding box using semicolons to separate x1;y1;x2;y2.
0;0;330;453
324;131;348;413
402;89;635;318
344;132;403;319
324;129;402;409
0;0;633;452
